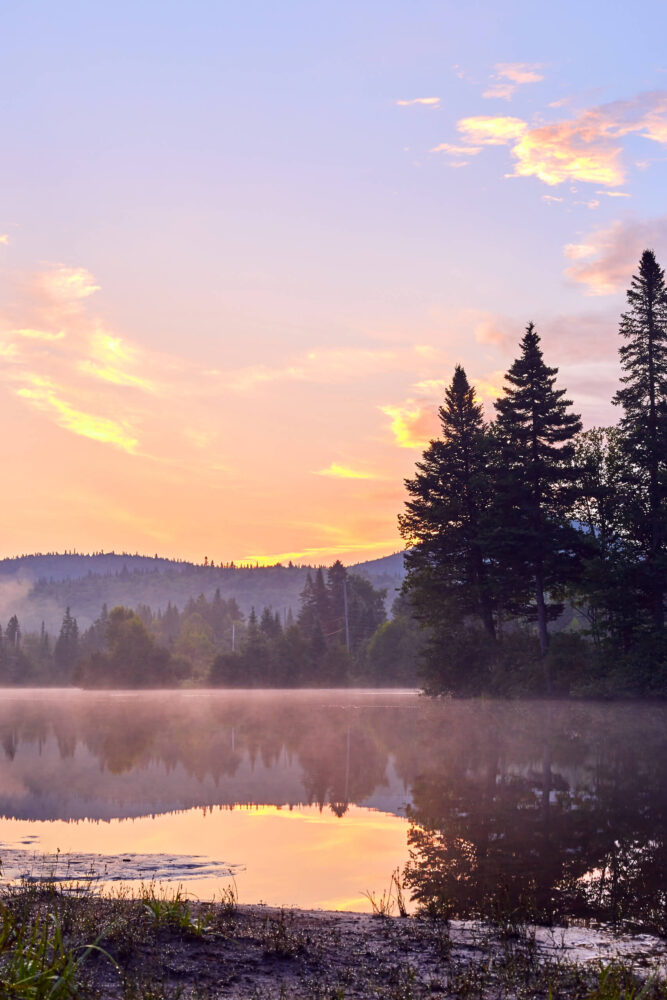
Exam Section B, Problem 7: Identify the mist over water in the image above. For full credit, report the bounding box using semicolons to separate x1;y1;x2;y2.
0;689;664;922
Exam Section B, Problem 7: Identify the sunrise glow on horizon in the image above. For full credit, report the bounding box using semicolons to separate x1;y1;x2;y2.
2;2;666;565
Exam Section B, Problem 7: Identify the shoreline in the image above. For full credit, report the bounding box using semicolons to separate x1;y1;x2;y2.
2;886;665;999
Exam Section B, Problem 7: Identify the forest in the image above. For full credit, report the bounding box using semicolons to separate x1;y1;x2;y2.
400;249;667;696
0;562;421;689
0;250;665;696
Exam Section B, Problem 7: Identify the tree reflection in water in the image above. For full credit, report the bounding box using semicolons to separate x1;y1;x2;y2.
0;692;664;930
403;701;667;933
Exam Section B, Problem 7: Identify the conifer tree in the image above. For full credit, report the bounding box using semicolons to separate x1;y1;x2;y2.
54;607;79;678
493;324;582;667
6;616;20;648
400;365;497;640
613;249;667;630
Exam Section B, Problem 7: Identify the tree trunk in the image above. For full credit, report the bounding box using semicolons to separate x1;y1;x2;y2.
534;566;551;692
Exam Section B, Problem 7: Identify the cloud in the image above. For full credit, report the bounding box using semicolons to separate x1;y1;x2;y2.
542;194;564;204
242;539;400;567
564;242;599;260
497;63;544;85
564;216;667;295
483;62;544;100
597;190;631;198
316;463;379;480
396;97;440;108
467;310;517;348
0;264;175;453
454;91;667;188
15;375;138;453
36;266;100;304
0;234;9;246
474;371;506;405
458;115;528;145
380;402;439;449
430;142;482;156
13;328;66;342
78;360;158;393
221;347;403;391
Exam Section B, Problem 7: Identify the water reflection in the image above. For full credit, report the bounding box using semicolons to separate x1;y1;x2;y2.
403;701;667;933
0;690;413;821
0;691;664;924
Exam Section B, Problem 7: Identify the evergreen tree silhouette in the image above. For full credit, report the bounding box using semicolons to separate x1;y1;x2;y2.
493;324;582;674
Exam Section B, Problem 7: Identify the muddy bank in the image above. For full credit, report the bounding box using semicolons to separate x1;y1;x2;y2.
3;887;665;999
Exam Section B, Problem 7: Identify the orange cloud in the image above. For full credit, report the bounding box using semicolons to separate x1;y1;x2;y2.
316;463;379;480
496;63;544;85
14;328;66;342
458;115;528;145
475;371;506;405
37;266;100;304
564;216;667;295
380;402;439;449
483;62;544;100
15;375;138;453
430;142;481;156
244;539;399;567
396;97;440;108
78;360;158;393
221;347;402;391
455;91;667;188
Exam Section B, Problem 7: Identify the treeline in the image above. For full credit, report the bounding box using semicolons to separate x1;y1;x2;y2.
21;555;404;633
401;250;667;697
0;562;422;687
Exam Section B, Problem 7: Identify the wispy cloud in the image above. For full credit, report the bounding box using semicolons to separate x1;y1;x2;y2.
36;266;100;304
483;62;544;101
380;401;439;449
0;264;172;454
243;539;399;567
219;347;403;391
430;142;482;157
15;375;138;453
78;360;158;393
396;97;440;108
315;462;379;480
564;216;667;294
452;90;667;187
13;328;66;342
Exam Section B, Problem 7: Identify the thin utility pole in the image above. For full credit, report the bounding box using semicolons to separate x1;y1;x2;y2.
343;577;350;653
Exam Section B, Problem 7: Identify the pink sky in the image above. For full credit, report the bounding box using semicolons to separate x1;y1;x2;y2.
1;2;666;564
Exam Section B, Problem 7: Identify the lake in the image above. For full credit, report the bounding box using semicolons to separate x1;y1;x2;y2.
0;689;664;927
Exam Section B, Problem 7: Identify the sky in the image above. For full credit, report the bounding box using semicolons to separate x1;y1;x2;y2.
1;0;666;565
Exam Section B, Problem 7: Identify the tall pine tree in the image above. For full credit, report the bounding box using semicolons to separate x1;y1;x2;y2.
400;365;496;642
613;249;667;631
493;324;582;672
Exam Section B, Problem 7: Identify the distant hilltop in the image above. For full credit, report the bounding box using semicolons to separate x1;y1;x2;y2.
0;550;406;632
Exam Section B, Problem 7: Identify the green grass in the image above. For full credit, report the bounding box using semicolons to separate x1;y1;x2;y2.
0;875;663;999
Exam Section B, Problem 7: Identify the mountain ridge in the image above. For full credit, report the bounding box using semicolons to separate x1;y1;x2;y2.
0;551;407;633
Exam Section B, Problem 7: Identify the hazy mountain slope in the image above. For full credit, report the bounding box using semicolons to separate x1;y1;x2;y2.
0;552;406;632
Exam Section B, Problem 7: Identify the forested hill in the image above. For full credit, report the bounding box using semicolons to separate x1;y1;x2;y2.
0;551;406;632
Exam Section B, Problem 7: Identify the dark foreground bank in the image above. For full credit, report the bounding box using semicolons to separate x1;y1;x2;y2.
0;883;665;999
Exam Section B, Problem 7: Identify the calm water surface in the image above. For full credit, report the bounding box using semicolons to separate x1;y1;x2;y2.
0;689;664;925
